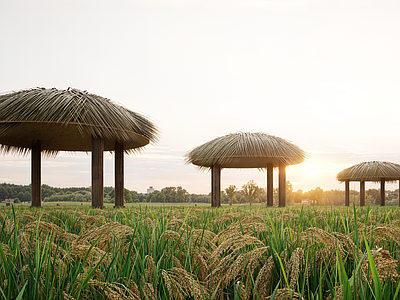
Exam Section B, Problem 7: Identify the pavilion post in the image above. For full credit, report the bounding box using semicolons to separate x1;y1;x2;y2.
360;180;365;206
114;141;124;207
211;164;221;207
380;179;385;206
267;163;273;207
92;136;104;208
345;180;350;206
31;140;41;207
278;164;286;207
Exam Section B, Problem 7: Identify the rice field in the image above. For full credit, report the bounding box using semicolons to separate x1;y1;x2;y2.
1;205;400;300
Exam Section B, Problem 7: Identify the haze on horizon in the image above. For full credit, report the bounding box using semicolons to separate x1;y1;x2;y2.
1;0;400;194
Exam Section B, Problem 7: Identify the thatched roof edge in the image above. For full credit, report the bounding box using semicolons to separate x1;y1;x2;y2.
185;132;306;171
337;161;400;183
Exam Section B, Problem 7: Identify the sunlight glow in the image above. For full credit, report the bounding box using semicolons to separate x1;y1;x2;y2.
304;165;319;175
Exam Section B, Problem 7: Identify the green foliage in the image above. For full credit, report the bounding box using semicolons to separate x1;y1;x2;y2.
242;180;260;206
0;186;8;201
225;185;237;206
308;187;325;205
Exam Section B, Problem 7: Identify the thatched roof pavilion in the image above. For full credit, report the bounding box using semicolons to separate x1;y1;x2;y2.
337;161;400;206
185;132;306;207
0;87;158;207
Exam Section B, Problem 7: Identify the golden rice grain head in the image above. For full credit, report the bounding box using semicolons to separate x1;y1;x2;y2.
145;255;155;282
143;283;157;300
73;222;134;250
373;226;400;247
25;221;64;238
212;212;242;225
127;280;141;300
206;253;235;298
169;267;207;300
69;244;109;266
240;214;269;224
266;288;304;300
86;279;139;300
361;247;399;284
62;291;77;300
210;235;264;265
288;248;304;290
225;246;269;286
162;270;185;300
255;257;275;299
194;253;209;282
1;243;11;257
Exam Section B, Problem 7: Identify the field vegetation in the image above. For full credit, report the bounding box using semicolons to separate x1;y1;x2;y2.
1;205;400;299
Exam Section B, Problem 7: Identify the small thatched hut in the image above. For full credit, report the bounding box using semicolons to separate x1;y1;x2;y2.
0;87;158;207
337;161;400;206
185;132;306;207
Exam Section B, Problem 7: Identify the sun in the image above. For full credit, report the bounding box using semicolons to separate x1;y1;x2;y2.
304;165;319;175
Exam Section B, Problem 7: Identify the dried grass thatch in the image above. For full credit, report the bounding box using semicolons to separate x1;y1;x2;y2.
0;87;159;156
185;132;306;170
337;161;400;182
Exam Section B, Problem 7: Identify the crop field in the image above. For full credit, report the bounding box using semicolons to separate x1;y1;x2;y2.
1;205;400;300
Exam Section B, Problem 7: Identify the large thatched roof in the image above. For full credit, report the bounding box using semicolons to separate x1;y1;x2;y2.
185;132;306;170
337;161;400;182
0;87;159;155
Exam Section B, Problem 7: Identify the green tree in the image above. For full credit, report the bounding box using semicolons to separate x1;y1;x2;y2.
225;185;237;206
308;187;324;205
108;189;115;199
242;180;259;206
124;188;132;203
0;186;8;201
366;189;380;205
17;191;24;201
293;189;304;204
325;189;344;205
176;186;190;202
162;187;177;203
22;191;31;202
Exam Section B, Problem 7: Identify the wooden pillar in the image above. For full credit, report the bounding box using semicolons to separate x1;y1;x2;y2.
211;165;221;207
360;180;365;206
345;180;350;206
114;141;124;207
278;164;286;207
380;179;385;206
31;141;41;207
92;136;104;208
267;163;273;207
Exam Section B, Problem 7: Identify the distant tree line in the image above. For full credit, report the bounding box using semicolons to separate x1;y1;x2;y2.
0;183;210;204
0;183;92;203
303;186;399;206
1;182;397;206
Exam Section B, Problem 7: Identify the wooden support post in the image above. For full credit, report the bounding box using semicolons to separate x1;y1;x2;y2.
278;165;286;207
360;180;365;206
345;181;350;206
267;163;273;207
380;179;385;206
211;165;221;207
92;136;104;208
31;141;41;207
114;141;124;207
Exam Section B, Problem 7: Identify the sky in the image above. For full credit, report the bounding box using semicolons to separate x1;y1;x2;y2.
1;0;400;194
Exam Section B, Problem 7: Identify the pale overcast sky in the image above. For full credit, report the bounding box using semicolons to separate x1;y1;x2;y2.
1;0;400;194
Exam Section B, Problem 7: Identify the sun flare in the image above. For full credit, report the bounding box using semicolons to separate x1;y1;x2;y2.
304;165;319;175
